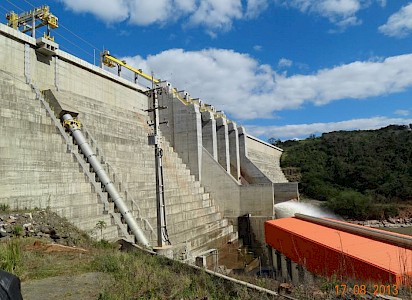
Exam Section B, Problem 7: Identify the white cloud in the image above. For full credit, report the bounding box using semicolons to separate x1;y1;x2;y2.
59;0;129;23
247;117;412;140
276;0;385;28
278;58;293;68
394;109;409;116
245;0;269;18
59;0;243;32
59;0;385;32
128;0;173;25
117;49;412;121
379;3;412;38
276;0;362;27
253;45;263;51
188;0;243;31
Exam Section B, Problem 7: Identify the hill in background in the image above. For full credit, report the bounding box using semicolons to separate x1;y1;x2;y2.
272;125;412;220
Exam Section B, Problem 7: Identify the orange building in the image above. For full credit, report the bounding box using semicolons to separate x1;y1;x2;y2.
265;217;412;285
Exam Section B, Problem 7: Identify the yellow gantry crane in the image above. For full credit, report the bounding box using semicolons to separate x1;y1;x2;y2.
100;50;193;104
100;50;159;84
6;5;58;40
100;50;221;116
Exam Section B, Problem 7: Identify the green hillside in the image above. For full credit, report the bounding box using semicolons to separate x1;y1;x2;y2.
273;125;412;219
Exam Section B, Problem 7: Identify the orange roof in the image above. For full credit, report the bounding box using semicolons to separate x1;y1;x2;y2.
266;217;412;275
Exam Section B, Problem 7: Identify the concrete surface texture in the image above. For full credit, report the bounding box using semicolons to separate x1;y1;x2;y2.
0;23;297;258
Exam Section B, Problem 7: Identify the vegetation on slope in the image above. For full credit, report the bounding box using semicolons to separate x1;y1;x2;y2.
272;125;412;219
0;208;280;299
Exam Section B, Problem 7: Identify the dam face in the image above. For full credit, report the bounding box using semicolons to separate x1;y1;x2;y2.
0;23;298;259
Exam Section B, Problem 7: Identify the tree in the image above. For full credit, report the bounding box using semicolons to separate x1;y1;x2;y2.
95;220;107;240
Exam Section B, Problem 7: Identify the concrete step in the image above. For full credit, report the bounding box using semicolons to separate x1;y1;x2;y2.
64;94;142;120
54;203;106;219
146;208;222;233
0;192;98;211
0;158;82;171
138;195;214;211
82;120;148;137
1;92;37;103
169;219;230;247
0;182;92;198
0;148;76;161
0;138;67;152
187;225;235;256
139;198;215;219
69;214;129;241
0;106;51;123
69;213;114;230
0;171;88;184
0;117;60;134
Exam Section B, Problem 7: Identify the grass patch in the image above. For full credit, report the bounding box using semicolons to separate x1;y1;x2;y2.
0;203;10;212
0;239;21;273
91;249;272;300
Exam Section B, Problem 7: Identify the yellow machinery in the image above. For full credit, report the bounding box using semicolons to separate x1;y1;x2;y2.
6;5;58;40
101;50;193;104
101;50;159;83
100;50;222;114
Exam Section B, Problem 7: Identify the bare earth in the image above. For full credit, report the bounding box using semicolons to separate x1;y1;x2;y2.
21;272;110;300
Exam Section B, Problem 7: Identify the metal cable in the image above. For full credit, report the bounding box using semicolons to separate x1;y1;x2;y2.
16;0;102;60
53;30;95;58
0;4;10;13
22;0;102;51
5;0;24;12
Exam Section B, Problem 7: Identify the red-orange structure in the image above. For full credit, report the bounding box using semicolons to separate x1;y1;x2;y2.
265;217;412;285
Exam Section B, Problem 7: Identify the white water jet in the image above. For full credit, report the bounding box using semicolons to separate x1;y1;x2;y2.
274;200;342;220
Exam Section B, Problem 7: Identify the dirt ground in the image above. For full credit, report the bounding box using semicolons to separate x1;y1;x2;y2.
21;272;110;300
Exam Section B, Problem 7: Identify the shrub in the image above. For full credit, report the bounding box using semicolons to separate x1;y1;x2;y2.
12;225;24;237
0;203;10;211
326;190;372;219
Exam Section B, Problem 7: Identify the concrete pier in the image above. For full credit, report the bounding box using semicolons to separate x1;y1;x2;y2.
216;117;230;173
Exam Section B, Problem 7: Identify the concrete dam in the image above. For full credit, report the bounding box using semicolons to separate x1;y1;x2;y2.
0;21;298;261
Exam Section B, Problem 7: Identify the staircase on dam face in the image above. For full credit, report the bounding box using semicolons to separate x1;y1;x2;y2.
0;74;122;240
56;90;236;257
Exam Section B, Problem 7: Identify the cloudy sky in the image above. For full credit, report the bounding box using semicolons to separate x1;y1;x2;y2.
3;0;412;140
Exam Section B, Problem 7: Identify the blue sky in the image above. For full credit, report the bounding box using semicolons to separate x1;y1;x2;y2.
2;0;412;140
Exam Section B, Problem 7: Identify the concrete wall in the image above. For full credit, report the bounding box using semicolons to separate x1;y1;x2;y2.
0;24;236;254
201;148;241;216
240;185;275;216
0;23;149;114
155;81;298;219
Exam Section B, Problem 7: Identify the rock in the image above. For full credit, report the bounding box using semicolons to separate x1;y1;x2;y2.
50;233;61;241
23;223;32;229
369;220;380;225
24;213;33;220
0;228;8;238
40;226;53;234
312;290;325;299
6;218;16;224
278;283;293;294
388;218;397;224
